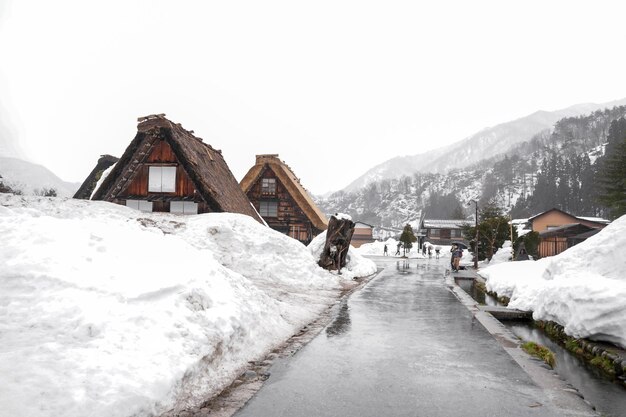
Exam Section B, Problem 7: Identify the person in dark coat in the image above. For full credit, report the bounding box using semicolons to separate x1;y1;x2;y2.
383;244;388;256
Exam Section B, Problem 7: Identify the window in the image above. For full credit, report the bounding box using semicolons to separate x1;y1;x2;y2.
451;229;462;238
148;166;176;192
289;225;308;242
259;201;278;217
126;199;153;212
261;178;276;194
430;229;440;236
170;201;198;215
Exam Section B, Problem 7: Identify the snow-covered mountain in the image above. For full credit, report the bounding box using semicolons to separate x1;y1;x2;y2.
342;98;626;193
0;156;79;197
319;104;626;236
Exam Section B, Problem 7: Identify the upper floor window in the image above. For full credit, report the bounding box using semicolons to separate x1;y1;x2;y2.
148;166;176;193
259;201;278;217
430;228;440;236
261;178;276;194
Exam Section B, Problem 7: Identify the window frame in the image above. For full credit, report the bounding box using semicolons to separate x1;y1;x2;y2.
261;178;276;195
126;199;153;212
170;201;199;215
259;200;278;217
148;166;177;193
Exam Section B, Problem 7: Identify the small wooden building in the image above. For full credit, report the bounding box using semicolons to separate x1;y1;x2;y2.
90;114;262;222
422;219;471;246
352;221;375;248
529;208;608;257
73;154;119;200
240;154;328;244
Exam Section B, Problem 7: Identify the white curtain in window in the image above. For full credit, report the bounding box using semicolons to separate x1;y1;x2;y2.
161;167;176;192
148;166;177;192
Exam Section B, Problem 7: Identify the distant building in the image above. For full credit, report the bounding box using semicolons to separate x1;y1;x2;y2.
352;221;375;248
529;208;609;257
89;114;262;222
422;219;471;246
240;154;328;244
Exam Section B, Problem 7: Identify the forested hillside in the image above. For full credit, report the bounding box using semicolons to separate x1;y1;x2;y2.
318;106;626;237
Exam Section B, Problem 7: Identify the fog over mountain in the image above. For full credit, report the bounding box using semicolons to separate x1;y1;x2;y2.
341;98;626;193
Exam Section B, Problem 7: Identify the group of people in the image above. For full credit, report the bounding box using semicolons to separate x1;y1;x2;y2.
382;243;445;260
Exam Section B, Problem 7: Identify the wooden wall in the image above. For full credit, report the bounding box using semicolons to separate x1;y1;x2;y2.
246;167;318;243
114;138;209;213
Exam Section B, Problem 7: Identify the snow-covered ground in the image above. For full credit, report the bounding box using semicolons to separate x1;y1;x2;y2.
479;216;626;348
0;195;373;417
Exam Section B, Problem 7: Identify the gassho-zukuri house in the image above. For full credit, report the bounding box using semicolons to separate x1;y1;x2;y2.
84;114;263;222
240;154;328;244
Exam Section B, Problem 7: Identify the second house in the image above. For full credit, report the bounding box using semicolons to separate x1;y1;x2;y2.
240;154;328;244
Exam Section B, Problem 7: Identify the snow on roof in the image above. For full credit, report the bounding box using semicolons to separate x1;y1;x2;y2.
423;219;472;229
577;216;610;224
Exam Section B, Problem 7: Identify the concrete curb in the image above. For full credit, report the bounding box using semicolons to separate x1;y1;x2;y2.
446;269;600;417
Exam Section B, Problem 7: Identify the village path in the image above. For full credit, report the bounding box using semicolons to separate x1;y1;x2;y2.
232;257;575;417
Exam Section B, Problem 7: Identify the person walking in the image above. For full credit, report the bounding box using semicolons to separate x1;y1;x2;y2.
428;246;432;258
395;242;402;256
383;244;388;256
450;244;457;271
453;246;463;271
435;246;440;259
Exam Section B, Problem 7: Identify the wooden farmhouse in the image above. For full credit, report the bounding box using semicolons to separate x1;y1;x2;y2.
351;221;375;248
240;154;328;244
529;208;609;257
89;114;262;222
421;219;471;246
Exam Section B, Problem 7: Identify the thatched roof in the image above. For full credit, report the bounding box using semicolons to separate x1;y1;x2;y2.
73;154;119;199
92;114;263;222
240;154;328;230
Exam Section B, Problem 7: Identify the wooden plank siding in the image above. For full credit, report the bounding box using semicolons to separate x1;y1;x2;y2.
246;167;318;244
118;138;208;212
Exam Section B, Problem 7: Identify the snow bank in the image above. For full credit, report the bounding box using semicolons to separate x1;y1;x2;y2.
0;194;348;417
483;240;513;266
308;231;377;279
356;238;397;256
479;216;626;348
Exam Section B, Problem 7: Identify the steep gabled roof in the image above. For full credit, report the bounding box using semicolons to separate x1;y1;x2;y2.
73;154;119;199
92;114;263;222
240;154;328;230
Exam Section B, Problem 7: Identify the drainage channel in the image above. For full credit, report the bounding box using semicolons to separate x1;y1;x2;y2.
455;278;626;417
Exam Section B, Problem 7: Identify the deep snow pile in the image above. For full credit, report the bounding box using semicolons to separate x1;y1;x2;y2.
355;238;398;256
479;240;513;267
0;194;354;417
479;216;626;348
308;231;377;279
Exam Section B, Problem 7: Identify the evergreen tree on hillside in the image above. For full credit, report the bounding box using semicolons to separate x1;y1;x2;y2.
597;118;626;219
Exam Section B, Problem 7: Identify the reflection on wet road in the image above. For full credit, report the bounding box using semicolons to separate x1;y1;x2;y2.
235;258;563;417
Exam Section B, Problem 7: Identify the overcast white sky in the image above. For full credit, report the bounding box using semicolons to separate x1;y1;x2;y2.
1;0;626;194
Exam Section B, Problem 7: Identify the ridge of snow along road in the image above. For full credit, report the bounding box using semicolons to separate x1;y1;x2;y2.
478;215;626;349
0;195;376;417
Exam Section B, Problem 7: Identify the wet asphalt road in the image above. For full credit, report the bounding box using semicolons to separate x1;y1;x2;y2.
234;257;563;417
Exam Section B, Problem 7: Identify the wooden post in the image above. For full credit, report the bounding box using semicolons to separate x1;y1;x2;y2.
318;214;355;273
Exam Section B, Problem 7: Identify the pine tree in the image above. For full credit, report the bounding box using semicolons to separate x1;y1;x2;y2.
399;224;417;256
597;118;626;219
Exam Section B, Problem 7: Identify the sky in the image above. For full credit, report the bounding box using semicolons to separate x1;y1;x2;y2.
1;0;626;195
